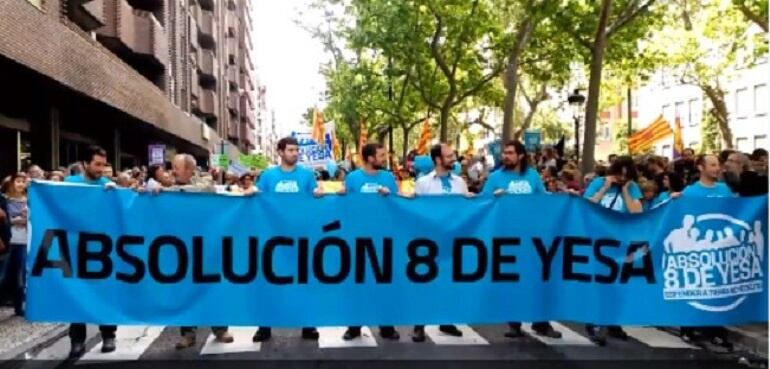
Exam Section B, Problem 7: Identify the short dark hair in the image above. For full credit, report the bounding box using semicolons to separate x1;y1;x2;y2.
504;140;529;173
696;154;716;167
429;143;444;164
683;148;695;156
751;148;768;160
148;164;165;181
718;150;735;164
277;137;299;151
85;145;107;164
362;143;383;163
608;155;638;182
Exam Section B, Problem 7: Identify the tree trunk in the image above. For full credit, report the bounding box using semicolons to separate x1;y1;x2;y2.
439;97;453;142
402;125;412;162
702;84;734;149
502;18;535;142
580;0;612;175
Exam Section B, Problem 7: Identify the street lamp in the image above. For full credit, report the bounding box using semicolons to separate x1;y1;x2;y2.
567;89;586;164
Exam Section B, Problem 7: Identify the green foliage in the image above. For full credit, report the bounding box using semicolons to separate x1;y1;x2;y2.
700;106;722;154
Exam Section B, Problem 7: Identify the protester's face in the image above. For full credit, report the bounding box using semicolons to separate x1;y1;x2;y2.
103;166;114;179
502;146;520;169
242;178;254;188
683;150;694;161
663;175;670;190
724;153;744;175
439;145;456;171
614;167;629;185
13;177;26;194
700;155;721;181
546;179;559;192
371;148;388;169
643;190;655;201
86;154;108;179
279;144;299;166
28;166;44;180
172;159;194;183
160;172;173;186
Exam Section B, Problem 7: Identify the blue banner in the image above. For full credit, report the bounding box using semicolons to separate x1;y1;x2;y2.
26;183;768;327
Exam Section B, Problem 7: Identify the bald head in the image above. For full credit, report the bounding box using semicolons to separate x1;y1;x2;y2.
172;154;197;184
725;152;750;175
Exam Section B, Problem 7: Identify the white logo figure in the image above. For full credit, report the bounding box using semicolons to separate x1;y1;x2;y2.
506;180;533;194
275;180;300;193
662;214;765;313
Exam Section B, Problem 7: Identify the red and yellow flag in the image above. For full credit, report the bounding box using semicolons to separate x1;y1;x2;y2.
628;115;673;154
311;109;325;146
331;129;341;161
416;119;431;155
673;117;685;159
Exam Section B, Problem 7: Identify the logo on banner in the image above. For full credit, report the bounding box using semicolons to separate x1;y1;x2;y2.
662;214;765;312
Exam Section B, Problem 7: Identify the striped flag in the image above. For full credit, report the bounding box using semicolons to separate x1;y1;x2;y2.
416;119;431;155
628;115;673;154
673;117;685;159
311;109;325;147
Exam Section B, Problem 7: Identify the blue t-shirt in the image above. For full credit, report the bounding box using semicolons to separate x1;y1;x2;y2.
257;166;317;194
682;181;735;198
64;174;112;186
652;191;672;207
439;175;452;194
583;177;643;213
345;169;398;194
481;167;545;195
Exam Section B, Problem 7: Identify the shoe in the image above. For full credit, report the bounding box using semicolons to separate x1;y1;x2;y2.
504;326;525;339
343;327;361;341
412;328;426;343
175;335;196;350
215;331;234;343
534;327;562;339
439;325;463;337
380;327;400;340
101;337;116;353
68;342;86;360
253;328;272;342
302;328;319;340
607;327;628;341
587;327;607;346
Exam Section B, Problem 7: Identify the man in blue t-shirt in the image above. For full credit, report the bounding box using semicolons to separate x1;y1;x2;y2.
253;137;321;343
681;154;735;198
583;156;643;214
481;141;562;340
62;145;117;359
340;143;401;341
581;155;642;346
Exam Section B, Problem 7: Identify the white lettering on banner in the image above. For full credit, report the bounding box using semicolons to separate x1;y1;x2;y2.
662;214;765;312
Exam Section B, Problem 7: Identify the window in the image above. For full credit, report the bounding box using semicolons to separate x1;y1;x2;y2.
736;137;750;152
755;135;767;150
603;125;611;140
688;99;700;127
661;145;672;158
736;88;750;118
754;84;768;116
662;104;672;122
675;101;685;125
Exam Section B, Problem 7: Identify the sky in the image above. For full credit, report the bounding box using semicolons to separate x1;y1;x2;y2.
252;0;328;136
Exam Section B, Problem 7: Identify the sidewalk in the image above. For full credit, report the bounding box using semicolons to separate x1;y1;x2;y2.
0;308;67;360
728;324;768;357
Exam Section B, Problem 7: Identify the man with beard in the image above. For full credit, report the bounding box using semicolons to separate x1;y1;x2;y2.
481;141;562;339
252;136;322;342
339;143;401;341
63;146;118;359
681;154;735;198
411;143;473;343
674;148;697;184
723;152;768;196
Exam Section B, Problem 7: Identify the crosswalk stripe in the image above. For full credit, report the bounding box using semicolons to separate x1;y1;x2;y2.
79;326;164;362
317;327;378;348
200;327;261;355
523;322;596;346
623;327;698;349
425;325;489;345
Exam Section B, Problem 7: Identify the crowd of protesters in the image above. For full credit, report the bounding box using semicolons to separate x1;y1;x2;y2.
0;137;767;358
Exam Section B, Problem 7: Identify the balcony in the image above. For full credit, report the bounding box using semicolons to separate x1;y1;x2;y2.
228;115;240;140
225;10;237;37
240;123;254;146
198;49;217;86
227;67;238;90
194;89;218;118
96;0;168;69
227;93;239;114
197;10;217;50
133;11;169;69
190;69;201;99
227;36;238;63
67;0;105;32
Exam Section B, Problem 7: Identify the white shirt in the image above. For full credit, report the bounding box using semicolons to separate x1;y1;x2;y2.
415;171;468;195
